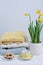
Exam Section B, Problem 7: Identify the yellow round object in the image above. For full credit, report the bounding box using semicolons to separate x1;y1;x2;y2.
19;53;33;60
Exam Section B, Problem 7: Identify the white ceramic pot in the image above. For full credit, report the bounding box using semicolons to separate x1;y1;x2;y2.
30;43;43;55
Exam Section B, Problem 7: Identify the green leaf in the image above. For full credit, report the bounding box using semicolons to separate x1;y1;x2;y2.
28;18;43;43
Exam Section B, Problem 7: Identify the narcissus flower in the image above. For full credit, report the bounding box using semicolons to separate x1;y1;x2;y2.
24;13;29;16
24;10;43;43
36;10;41;14
39;18;43;22
39;13;43;16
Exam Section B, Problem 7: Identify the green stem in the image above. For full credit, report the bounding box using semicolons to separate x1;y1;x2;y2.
29;14;31;24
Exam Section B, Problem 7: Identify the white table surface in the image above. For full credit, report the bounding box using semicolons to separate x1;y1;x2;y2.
0;54;43;65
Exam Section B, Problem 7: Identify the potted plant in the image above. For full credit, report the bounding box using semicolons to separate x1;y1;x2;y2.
24;10;43;55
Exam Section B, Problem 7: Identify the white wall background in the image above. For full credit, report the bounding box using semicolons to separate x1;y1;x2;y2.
0;0;43;41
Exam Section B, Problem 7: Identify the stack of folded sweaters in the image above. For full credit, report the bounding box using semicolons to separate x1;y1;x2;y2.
0;31;27;45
